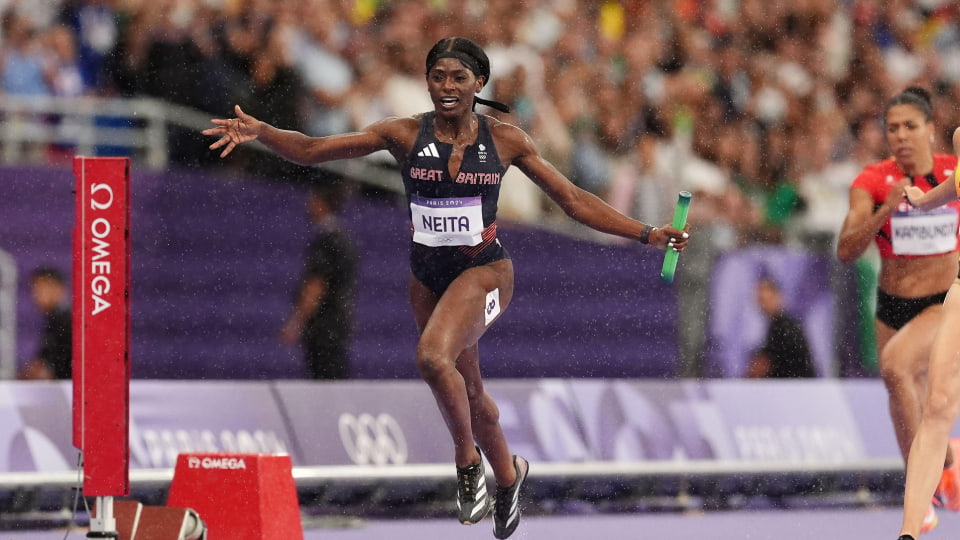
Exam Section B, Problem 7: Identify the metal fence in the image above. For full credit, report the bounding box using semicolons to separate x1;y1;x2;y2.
0;94;404;192
0;248;16;380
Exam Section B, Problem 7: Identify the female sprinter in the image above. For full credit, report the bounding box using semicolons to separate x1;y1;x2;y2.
203;37;689;539
837;87;960;534
897;126;960;539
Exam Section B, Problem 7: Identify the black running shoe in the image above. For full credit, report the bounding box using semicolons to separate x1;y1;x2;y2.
899;536;916;540
493;455;529;539
456;447;490;524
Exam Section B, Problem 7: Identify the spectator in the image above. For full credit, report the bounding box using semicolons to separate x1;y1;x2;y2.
281;179;358;380
1;11;52;96
747;275;816;378
45;24;84;98
1;11;54;161
606;110;675;226
57;0;118;89
379;39;433;119
288;0;353;137
343;54;393;133
134;1;208;109
45;24;85;162
793;112;863;252
19;267;72;380
238;9;307;180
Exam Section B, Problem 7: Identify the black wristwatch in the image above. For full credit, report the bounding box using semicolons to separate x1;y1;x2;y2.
639;224;655;244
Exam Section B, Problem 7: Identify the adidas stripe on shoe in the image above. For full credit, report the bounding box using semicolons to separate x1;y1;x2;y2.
493;455;529;539
456;447;490;525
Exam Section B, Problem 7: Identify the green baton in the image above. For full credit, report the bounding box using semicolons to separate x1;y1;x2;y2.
660;191;692;283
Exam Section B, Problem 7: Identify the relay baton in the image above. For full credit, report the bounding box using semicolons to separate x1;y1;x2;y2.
660;191;692;283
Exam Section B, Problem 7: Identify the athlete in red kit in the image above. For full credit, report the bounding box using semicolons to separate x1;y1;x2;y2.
838;86;960;535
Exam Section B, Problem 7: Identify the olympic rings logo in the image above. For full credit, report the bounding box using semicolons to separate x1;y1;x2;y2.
337;413;409;465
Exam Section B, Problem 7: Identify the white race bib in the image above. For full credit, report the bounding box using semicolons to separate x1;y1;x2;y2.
410;195;484;247
891;206;959;255
484;288;500;326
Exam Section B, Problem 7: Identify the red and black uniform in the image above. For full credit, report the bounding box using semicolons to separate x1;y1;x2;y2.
852;155;960;329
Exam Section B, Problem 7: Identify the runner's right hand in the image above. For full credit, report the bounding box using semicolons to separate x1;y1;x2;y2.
203;105;261;158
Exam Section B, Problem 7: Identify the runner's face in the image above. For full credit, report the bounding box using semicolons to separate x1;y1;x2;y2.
886;104;934;172
426;58;483;117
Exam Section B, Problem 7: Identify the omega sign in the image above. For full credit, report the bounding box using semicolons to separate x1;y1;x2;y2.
86;182;118;315
187;456;248;470
72;156;130;497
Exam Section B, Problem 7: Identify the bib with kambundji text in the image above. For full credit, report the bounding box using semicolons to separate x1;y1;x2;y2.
891;205;960;255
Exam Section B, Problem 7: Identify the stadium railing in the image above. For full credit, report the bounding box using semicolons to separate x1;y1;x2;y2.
0;248;15;380
0;94;403;193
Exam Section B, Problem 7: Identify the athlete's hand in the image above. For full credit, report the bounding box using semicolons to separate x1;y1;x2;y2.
953;126;960;156
882;177;910;211
649;225;689;252
203;105;261;158
905;185;925;207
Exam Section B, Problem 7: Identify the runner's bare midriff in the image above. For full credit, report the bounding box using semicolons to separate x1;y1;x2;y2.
879;252;960;297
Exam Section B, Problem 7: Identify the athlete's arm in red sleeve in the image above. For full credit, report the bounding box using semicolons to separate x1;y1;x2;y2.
837;178;909;264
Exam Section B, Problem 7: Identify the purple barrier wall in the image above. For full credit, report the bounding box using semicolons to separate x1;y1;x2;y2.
1;165;308;379
0;379;931;474
705;247;836;377
0;381;74;472
841;379;901;459
1;164;679;379
272;380;452;465
0;381;298;472
127;381;295;469
1;166;74;375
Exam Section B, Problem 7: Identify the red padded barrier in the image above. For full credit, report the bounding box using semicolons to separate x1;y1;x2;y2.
167;453;303;540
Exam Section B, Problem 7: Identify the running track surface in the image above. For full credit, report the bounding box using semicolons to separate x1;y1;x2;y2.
7;507;960;540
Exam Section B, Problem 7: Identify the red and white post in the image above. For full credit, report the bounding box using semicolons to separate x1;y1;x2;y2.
72;157;131;538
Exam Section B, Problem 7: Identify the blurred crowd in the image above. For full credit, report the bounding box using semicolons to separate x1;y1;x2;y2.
3;0;960;250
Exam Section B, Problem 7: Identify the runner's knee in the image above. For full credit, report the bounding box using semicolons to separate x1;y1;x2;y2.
878;343;922;385
415;341;454;382
925;386;960;426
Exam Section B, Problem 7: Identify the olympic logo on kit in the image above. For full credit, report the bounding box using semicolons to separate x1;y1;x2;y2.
337;413;408;465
